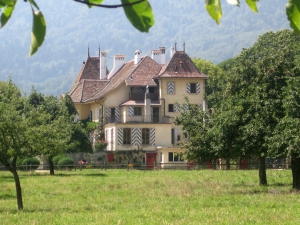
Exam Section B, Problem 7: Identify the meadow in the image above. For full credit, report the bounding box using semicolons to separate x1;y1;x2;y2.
1;169;300;225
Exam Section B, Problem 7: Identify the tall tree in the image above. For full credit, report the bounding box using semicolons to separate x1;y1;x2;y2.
27;91;72;175
0;79;40;210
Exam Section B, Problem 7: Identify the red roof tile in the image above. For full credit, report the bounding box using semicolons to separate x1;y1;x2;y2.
157;51;207;78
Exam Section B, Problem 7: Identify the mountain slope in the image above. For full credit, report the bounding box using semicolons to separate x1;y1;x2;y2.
0;0;289;95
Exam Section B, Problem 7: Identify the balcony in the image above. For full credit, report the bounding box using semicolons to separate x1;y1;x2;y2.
105;115;172;124
129;93;159;101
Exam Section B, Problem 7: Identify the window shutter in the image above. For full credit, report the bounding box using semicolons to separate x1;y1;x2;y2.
132;128;142;145
186;83;191;93
115;107;120;123
150;128;155;145
106;107;111;123
196;83;200;93
118;128;123;145
174;103;180;113
168;82;175;94
151;106;153;122
129;106;134;116
183;104;189;111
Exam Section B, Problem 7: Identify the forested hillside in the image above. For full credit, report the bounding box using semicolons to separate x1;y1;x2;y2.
0;0;289;95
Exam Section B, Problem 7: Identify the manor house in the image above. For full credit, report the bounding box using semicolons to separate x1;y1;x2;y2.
69;45;207;167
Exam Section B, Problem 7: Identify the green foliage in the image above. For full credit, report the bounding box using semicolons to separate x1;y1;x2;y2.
57;157;75;168
287;0;300;33
29;4;46;56
0;0;16;28
93;118;107;151
245;0;258;13
18;157;40;170
121;0;154;33
52;154;67;165
205;0;222;25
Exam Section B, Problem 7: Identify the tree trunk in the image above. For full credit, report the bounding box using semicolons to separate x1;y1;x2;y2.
48;156;55;175
0;157;24;210
226;158;230;170
12;169;23;210
259;156;267;186
291;153;300;191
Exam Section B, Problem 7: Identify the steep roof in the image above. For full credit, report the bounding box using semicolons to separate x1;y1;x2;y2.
69;50;207;103
69;56;109;103
69;79;109;103
85;56;160;102
125;56;160;86
157;51;207;78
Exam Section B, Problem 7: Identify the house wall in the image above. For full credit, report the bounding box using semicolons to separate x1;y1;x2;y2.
159;78;205;118
75;103;90;120
104;84;129;109
105;123;173;151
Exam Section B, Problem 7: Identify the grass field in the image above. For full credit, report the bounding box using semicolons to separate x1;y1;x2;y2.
1;169;300;224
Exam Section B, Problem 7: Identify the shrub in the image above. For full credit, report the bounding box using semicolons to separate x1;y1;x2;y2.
18;157;40;170
57;157;75;169
53;154;67;165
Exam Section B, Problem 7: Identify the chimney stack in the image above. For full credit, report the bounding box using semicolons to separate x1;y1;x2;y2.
134;50;142;65
170;46;175;58
107;54;125;79
151;49;161;64
100;51;106;79
159;47;166;64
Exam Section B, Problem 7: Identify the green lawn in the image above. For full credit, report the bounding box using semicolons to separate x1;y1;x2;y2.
1;169;300;224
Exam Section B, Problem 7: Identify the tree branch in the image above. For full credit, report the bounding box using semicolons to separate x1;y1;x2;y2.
73;0;147;8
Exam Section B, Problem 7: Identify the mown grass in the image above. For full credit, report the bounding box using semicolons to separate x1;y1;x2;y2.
1;169;300;224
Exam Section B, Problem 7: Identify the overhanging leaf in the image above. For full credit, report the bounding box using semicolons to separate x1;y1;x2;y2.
29;9;46;56
28;0;40;10
84;0;103;8
205;0;222;25
0;0;14;5
245;0;258;13
121;0;154;33
287;0;300;34
0;0;16;28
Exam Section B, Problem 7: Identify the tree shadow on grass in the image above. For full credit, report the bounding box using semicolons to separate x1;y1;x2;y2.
228;182;292;195
0;194;15;200
54;173;108;177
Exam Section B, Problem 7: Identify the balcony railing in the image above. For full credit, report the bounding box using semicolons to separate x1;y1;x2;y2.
105;115;172;124
129;93;159;101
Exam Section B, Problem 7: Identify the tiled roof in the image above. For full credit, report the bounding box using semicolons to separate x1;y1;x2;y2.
69;50;207;103
69;79;109;103
125;56;160;86
85;56;160;102
157;51;207;78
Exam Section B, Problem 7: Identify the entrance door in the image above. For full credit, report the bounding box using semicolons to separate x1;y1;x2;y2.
146;153;157;169
153;107;159;123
